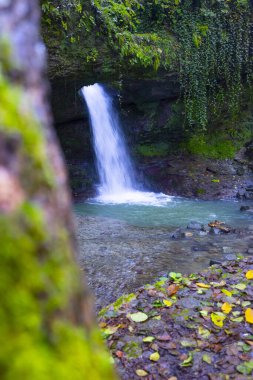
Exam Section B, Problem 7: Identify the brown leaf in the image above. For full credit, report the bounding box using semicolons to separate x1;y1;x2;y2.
157;333;172;341
167;284;179;296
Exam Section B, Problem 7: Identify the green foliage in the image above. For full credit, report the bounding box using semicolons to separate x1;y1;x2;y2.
136;143;169;157
41;0;253;133
175;0;253;129
186;134;236;159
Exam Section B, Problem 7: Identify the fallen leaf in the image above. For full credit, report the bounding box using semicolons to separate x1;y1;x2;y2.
196;283;211;289
167;284;179;296
232;283;247;291
221;302;232;314
129;312;148;323
202;354;212;364
236;361;253;375
180;339;197;347
211;280;226;287
136;369;148;377
211;312;226;327
221;289;233;297
149;352;160;361
152;315;161;320
163;299;173;307
102;326;118;335
242;301;251;307
157;333;171;341
198;326;211;339
180;352;193;367
231;316;244;322
246;270;253;280
169;272;182;281
245;308;253;324
232;311;241;317
143;336;155;343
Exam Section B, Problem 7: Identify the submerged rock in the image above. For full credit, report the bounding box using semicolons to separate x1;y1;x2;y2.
241;205;253;212
187;221;204;230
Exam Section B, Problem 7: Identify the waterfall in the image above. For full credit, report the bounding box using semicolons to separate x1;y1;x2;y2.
81;83;172;205
81;83;136;196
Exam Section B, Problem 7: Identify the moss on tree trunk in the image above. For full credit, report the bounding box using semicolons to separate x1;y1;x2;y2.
0;1;116;379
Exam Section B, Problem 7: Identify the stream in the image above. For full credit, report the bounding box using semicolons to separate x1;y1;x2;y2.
77;84;253;309
75;198;253;309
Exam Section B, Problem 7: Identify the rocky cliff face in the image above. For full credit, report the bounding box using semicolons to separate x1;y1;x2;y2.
50;68;253;201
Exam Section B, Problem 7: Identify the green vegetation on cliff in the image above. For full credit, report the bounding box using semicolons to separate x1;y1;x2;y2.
42;0;253;154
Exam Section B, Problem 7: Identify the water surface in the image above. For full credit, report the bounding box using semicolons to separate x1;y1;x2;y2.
75;198;253;228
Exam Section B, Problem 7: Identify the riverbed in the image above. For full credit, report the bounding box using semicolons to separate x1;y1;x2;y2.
75;199;253;309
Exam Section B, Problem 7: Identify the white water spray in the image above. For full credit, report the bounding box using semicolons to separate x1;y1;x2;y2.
81;83;172;205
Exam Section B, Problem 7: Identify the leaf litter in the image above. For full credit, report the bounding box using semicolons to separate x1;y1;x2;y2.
99;257;253;379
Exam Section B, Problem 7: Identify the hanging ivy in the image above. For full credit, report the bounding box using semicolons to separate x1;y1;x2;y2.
174;0;253;129
41;0;253;130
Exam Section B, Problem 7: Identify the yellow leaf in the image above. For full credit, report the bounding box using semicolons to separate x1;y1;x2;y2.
196;283;211;288
245;308;253;324
211;312;226;327
149;352;160;361
136;369;148;377
246;270;253;280
221;302;232;314
163;299;173;307
143;336;155;343
222;289;232;297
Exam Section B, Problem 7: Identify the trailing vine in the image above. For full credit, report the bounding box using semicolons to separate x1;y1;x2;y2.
174;0;253;129
41;0;253;130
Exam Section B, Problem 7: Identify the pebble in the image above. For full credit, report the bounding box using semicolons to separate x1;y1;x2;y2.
187;221;203;230
223;247;233;254
224;254;237;261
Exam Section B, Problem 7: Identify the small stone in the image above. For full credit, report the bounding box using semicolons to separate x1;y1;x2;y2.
209;227;220;235
237;189;246;198
199;231;208;236
223;247;233;254
240;205;250;211
225;254;237;261
248;225;253;231
187;221;203;230
247;248;253;255
184;232;193;237
210;260;222;266
171;229;183;239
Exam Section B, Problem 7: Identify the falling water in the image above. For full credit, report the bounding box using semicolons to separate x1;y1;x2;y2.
81;83;172;205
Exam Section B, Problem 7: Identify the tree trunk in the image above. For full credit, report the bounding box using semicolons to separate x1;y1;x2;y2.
0;1;116;378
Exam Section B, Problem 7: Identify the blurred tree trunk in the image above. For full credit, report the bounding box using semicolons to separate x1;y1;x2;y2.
0;1;116;379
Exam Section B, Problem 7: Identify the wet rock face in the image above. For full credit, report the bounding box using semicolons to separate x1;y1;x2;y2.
50;73;253;201
137;153;253;200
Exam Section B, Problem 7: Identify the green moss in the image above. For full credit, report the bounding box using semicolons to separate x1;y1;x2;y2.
185;134;236;159
0;71;116;379
136;143;169;157
196;188;206;196
99;293;136;317
0;72;53;187
123;341;142;359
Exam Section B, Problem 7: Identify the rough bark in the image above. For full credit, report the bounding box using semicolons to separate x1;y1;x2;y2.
0;1;116;378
